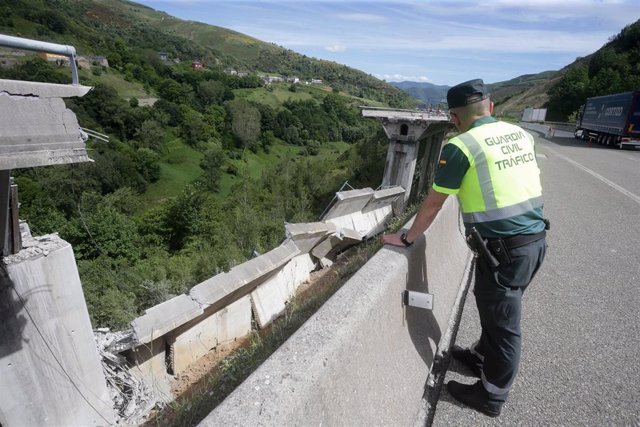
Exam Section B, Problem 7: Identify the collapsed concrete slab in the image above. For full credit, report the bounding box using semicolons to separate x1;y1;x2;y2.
202;197;473;426
362;186;405;213
250;253;316;328
322;188;374;222
132;294;204;345
310;227;363;266
169;296;252;374
190;241;300;311
284;221;336;253
126;336;173;403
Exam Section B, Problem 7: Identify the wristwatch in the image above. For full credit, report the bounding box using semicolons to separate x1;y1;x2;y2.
400;233;413;247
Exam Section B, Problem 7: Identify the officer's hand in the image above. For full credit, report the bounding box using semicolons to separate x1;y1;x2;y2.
382;233;405;247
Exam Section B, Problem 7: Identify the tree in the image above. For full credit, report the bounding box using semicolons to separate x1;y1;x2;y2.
181;107;213;146
200;145;226;191
547;65;590;120
227;99;262;150
197;80;232;107
135;119;166;151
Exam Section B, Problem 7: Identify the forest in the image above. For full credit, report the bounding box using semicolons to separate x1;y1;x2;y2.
546;20;640;120
0;0;409;328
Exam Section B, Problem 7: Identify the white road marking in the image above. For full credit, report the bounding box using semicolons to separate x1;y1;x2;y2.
545;146;640;206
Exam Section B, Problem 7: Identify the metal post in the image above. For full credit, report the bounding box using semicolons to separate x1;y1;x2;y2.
9;179;21;254
0;170;10;257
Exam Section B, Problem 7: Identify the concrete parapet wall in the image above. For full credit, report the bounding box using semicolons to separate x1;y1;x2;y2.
203;197;472;425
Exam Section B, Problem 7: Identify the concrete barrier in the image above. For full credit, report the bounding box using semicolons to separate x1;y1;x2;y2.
520;122;575;138
201;196;473;426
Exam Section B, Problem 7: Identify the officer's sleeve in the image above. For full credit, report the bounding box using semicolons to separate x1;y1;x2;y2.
432;143;469;195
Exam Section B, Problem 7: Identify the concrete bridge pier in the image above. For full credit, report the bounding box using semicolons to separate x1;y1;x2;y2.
362;108;452;212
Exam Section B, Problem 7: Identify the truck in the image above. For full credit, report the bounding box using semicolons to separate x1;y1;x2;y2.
575;91;640;148
522;108;547;123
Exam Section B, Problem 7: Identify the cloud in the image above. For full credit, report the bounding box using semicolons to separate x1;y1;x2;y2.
335;13;387;23
325;44;347;52
375;73;433;82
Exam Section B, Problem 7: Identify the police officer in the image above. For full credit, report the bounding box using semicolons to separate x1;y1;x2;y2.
383;79;547;417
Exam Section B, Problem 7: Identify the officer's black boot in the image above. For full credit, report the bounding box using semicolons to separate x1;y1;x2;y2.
451;345;482;378
447;380;503;417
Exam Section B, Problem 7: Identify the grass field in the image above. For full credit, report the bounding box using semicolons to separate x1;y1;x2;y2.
140;136;351;204
217;139;351;197
233;86;315;108
83;68;153;99
141;138;204;205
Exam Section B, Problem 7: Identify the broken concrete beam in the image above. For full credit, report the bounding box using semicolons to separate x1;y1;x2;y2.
0;79;92;98
362;205;394;238
321;188;374;221
311;228;363;264
311;233;339;262
251;254;316;328
0;79;92;169
190;241;300;312
285;221;336;253
169;296;252;374
126;336;173;403
131;294;203;345
362;186;405;213
251;271;289;328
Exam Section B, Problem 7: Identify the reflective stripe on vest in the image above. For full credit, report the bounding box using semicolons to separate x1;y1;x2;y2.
462;196;544;222
457;132;497;210
449;121;542;223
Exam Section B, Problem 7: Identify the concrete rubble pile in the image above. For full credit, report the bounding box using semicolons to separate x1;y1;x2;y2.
94;329;157;425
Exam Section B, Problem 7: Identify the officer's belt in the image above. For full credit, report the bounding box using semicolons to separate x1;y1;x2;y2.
488;230;546;250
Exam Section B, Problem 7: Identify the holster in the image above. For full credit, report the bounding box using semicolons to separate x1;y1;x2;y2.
487;239;512;265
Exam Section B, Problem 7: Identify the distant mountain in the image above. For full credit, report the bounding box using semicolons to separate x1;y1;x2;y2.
389;81;449;106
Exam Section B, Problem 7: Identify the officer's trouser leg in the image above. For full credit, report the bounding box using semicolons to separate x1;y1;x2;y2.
472;238;546;401
474;285;523;401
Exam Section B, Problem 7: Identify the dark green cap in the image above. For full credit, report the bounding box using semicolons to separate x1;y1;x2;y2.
447;79;488;108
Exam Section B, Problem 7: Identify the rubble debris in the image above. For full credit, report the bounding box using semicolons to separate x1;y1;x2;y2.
94;329;157;425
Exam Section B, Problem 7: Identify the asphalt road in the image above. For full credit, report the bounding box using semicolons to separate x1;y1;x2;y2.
432;133;640;426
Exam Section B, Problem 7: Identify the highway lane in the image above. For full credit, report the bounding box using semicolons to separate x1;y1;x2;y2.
432;132;640;426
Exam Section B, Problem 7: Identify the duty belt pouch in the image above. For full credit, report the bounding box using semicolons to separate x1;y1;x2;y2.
487;239;512;265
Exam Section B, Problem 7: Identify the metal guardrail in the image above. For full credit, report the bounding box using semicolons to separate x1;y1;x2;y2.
0;34;80;85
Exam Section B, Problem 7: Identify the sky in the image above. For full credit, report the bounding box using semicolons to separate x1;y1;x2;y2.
133;0;640;86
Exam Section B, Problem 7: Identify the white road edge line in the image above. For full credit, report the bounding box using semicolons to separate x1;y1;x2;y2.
544;146;640;206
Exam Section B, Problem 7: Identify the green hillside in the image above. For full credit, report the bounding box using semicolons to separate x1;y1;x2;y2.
0;0;400;329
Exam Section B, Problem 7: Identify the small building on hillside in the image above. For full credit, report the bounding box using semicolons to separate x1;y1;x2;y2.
159;52;168;61
37;52;69;65
92;56;109;67
262;75;284;84
191;60;204;70
311;78;323;84
75;56;92;69
224;67;237;75
287;76;300;84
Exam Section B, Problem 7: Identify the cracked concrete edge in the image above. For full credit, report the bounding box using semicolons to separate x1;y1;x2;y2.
413;255;476;427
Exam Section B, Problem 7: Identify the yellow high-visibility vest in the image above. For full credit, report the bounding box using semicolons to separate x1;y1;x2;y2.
434;121;543;224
